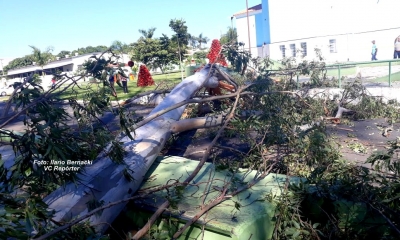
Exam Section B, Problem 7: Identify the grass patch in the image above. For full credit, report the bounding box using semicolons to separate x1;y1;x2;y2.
325;63;400;80
58;72;184;100
356;61;400;67
374;71;400;83
326;67;356;77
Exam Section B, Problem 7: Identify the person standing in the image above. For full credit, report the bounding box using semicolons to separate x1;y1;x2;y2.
394;36;400;59
106;61;133;96
51;78;56;89
371;40;378;61
121;76;128;94
108;73;117;97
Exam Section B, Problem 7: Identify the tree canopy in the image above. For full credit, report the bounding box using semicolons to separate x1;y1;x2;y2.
3;45;110;74
220;27;238;45
3;55;35;73
131;23;193;73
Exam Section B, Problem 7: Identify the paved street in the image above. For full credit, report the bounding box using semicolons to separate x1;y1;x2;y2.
0;101;153;133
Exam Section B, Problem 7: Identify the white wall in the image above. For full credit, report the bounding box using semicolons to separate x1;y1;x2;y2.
268;0;399;42
269;35;349;63
236;15;259;58
269;28;400;63
347;29;400;62
243;0;400;62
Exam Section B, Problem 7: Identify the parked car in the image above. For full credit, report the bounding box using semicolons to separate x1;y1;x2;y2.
0;86;15;96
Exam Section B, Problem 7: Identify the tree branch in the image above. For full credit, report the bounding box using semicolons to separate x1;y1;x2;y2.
131;85;245;240
170;115;225;133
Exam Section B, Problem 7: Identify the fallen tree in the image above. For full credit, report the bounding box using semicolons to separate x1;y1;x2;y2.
42;64;233;233
2;45;400;239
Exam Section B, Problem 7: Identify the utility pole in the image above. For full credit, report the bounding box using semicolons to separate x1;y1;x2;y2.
246;0;251;53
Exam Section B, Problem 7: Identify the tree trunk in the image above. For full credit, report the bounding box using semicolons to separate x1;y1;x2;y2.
44;65;217;233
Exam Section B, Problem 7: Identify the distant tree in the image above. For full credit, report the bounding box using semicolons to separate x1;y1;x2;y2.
132;26;179;73
138;27;156;39
83;46;98;54
111;40;131;62
29;45;54;75
197;33;209;49
169;19;189;46
154;34;178;73
131;27;160;65
193;50;208;64
3;55;34;73
188;34;198;50
94;45;109;52
169;19;190;73
71;48;86;56
56;50;71;59
131;30;162;66
220;27;238;45
70;45;108;56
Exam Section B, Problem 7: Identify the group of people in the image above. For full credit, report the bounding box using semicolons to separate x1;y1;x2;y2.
370;36;400;61
107;60;134;97
50;61;134;96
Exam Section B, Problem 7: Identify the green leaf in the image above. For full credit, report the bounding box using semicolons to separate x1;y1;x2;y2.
24;168;32;177
312;223;320;228
293;230;301;238
284;227;297;235
54;145;67;161
25;211;34;234
292;220;300;229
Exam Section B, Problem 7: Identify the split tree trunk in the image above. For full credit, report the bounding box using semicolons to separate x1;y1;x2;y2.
44;65;218;233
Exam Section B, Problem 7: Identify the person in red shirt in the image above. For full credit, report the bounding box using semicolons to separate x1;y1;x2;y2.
51;78;56;89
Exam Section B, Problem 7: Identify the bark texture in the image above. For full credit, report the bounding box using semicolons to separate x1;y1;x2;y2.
44;65;215;233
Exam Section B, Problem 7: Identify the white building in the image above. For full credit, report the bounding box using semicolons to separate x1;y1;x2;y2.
233;0;400;63
6;52;130;89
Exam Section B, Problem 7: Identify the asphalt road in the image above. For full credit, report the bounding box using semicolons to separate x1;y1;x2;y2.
0;101;153;133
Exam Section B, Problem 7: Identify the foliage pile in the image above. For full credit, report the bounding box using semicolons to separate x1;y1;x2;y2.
2;28;400;239
137;65;154;87
141;45;400;239
211;45;400;239
0;48;138;239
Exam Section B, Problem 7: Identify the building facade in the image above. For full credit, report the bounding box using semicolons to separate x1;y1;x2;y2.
233;0;399;63
6;53;129;89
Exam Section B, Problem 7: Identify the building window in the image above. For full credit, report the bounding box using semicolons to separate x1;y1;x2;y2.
290;44;296;57
301;42;307;57
280;45;286;58
329;39;337;53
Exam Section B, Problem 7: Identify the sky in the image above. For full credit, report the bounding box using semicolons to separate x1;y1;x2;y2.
0;0;260;62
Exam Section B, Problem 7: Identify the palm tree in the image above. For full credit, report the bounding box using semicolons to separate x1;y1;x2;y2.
220;27;238;45
138;27;156;39
197;33;209;49
188;34;198;50
29;46;54;76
